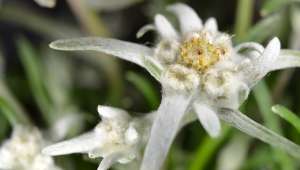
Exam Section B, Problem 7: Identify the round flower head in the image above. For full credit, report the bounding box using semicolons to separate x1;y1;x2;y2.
0;126;62;170
43;105;152;170
48;2;300;170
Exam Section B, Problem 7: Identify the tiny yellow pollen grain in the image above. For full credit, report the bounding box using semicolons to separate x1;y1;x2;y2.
178;36;227;72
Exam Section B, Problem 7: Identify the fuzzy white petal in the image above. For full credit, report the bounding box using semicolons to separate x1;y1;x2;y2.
259;37;281;73
194;102;221;137
219;108;300;159
204;17;218;33
241;38;281;87
42;132;101;156
97;105;130;120
50;37;153;68
167;3;203;34
125;125;139;144
269;50;300;71
141;93;192;170
154;14;178;40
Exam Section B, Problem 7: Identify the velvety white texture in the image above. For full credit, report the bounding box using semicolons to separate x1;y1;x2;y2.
194;102;221;137
44;105;152;170
0;126;61;170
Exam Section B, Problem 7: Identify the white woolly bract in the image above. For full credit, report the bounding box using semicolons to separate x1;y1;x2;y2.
0;126;61;170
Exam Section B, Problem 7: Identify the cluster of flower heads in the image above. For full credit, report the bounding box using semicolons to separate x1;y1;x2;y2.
0;126;62;170
0;2;297;170
43;106;153;170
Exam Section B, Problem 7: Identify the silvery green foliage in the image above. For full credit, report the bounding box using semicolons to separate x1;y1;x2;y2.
0;126;62;170
43;106;152;170
48;3;300;170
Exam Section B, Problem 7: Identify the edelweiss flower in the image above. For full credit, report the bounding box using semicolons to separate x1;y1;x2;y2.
43;105;152;170
48;3;300;170
0;126;62;170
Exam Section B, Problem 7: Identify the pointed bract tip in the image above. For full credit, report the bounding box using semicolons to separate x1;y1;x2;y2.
208;126;221;138
49;40;68;50
49;41;58;50
97;105;129;120
204;17;218;32
154;14;178;40
267;37;281;51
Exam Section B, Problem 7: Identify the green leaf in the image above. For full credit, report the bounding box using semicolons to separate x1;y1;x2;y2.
272;105;300;133
126;72;159;109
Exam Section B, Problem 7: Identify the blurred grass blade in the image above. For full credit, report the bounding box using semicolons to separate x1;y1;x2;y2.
241;147;274;169
216;133;250;170
0;48;31;126
0;113;9;140
86;0;143;11
261;0;300;16
63;0;124;105
0;97;30;126
0;97;20;125
234;0;254;40
272;105;300;133
126;71;159;109
0;4;80;39
219;108;300;160
43;49;72;107
66;0;109;36
188;126;231;170
238;13;282;43
290;6;300;49
253;81;280;132
253;81;294;170
0;81;31;126
17;37;54;124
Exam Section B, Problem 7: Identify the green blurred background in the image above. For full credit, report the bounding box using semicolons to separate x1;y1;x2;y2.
0;0;300;169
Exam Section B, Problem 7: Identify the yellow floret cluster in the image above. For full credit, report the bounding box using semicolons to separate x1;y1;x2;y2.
179;36;227;72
